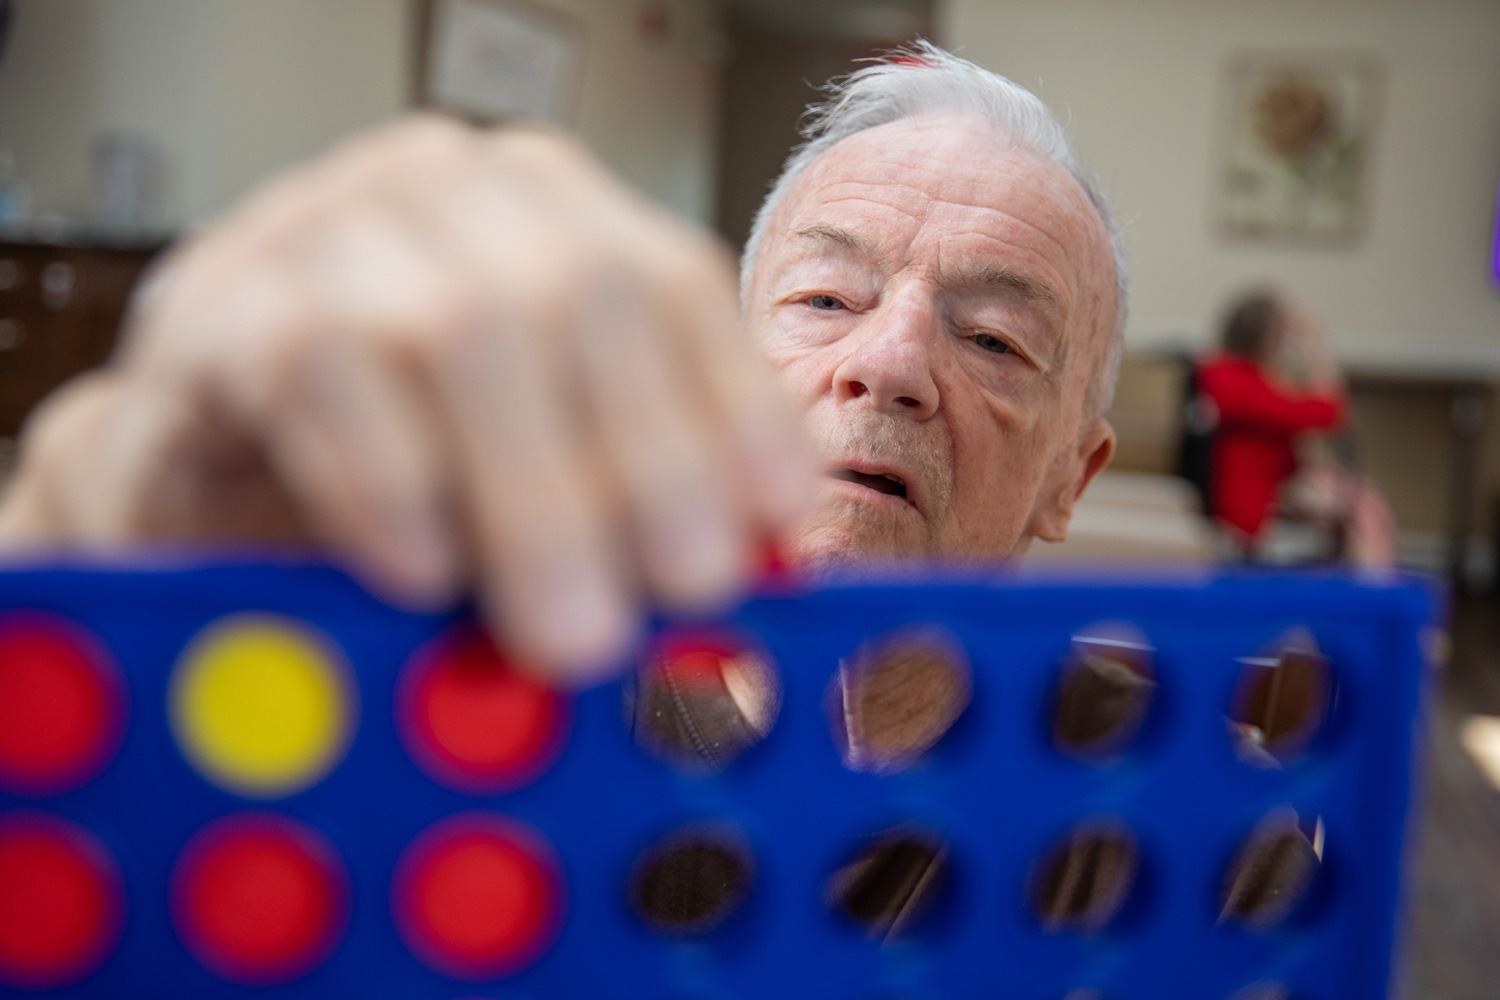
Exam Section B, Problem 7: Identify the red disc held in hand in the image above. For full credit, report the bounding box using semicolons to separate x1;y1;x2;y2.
392;814;563;981
171;813;348;985
398;626;568;794
0;813;123;989
0;614;125;795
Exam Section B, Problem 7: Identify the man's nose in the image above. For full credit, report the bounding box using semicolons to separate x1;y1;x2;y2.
831;299;940;420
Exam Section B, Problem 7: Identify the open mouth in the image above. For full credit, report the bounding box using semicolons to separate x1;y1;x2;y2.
830;469;909;500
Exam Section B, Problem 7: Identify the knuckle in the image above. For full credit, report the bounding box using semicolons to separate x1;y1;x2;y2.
369;112;474;164
248;326;318;413
22;372;118;459
116;252;193;355
509;240;611;326
431;288;488;338
485;124;588;173
386;113;476;165
647;226;737;301
322;113;477;192
411;289;493;366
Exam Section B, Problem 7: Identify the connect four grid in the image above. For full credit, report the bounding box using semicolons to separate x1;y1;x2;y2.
0;561;1432;999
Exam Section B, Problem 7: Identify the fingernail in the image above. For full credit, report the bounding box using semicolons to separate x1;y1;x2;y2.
382;506;459;605
653;497;746;609
523;551;636;684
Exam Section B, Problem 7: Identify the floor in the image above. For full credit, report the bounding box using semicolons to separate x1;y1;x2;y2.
1404;592;1500;1000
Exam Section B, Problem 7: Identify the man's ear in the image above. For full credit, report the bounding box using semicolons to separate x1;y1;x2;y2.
1028;417;1116;543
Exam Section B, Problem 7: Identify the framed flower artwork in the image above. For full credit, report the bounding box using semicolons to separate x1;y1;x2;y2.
1217;52;1382;244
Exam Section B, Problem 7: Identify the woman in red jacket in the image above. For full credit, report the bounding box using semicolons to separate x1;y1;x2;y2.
1198;292;1394;564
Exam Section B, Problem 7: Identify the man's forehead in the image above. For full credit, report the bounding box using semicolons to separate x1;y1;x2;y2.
769;117;1105;264
775;119;1098;267
790;115;1070;202
791;222;1063;312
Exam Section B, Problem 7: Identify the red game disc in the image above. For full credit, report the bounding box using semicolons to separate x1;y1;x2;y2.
171;813;348;985
648;633;745;690
392;814;563;980
0;614;126;796
0;812;124;989
397;626;568;794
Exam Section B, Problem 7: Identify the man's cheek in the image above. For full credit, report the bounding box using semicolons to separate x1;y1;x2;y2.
765;351;833;410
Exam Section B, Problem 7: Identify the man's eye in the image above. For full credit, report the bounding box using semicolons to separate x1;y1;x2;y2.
973;333;1011;354
808;294;845;311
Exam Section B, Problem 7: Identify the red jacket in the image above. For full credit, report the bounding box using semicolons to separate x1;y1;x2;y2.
1197;355;1346;539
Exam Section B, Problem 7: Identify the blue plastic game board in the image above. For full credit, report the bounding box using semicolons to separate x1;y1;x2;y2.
0;560;1433;999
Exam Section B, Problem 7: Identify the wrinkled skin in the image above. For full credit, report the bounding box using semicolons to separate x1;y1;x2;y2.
750;116;1117;569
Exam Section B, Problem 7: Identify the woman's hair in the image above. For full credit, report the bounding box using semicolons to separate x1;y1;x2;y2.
739;41;1128;416
1220;291;1285;361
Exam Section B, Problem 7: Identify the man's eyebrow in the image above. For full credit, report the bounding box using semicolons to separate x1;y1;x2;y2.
790;225;1060;312
947;261;1060;310
792;224;881;259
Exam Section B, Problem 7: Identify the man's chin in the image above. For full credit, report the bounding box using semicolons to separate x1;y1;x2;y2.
780;511;1031;577
781;543;867;579
780;518;927;578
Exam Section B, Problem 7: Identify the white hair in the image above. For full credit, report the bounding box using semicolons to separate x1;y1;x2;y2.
740;41;1128;415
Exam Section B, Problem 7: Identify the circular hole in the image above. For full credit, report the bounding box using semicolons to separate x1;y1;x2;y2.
826;827;949;941
629;827;754;935
0;812;124;989
398;624;570;794
0;613;127;796
1229;629;1331;767
392;813;564;981
169;615;355;798
1051;623;1155;758
171;812;348;985
1030;822;1140;933
833;627;971;773
1218;810;1322;930
629;631;779;772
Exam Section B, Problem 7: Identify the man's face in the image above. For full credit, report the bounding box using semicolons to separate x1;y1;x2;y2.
748;114;1118;569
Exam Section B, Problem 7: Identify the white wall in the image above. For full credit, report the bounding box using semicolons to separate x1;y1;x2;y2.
938;0;1500;364
0;0;723;229
545;0;724;223
0;0;228;228
215;0;413;213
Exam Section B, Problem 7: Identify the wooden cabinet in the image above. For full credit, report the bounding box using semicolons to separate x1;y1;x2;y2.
0;239;163;439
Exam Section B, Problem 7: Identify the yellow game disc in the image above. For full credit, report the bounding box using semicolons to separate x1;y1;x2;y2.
169;615;354;798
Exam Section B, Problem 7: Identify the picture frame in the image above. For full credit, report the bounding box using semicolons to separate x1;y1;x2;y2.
1215;51;1382;245
415;0;584;126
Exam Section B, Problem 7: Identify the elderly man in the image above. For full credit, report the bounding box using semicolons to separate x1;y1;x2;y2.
2;42;1317;939
0;44;1123;681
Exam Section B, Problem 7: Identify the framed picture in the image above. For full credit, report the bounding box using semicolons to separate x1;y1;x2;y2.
1216;52;1382;244
416;0;584;125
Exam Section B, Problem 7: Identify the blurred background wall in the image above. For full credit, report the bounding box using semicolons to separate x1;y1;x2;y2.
0;0;1498;579
0;0;722;225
